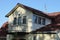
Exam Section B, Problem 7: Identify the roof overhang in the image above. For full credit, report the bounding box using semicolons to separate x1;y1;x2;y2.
31;31;57;34
5;3;51;19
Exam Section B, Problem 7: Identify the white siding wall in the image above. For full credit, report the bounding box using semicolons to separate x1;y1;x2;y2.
45;18;51;25
32;15;51;31
8;6;51;32
8;7;33;32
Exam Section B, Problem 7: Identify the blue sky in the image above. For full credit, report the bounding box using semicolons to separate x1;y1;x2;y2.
0;0;60;27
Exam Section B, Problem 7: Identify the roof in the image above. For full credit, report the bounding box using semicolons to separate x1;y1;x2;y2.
48;12;60;18
34;24;60;32
1;21;8;29
5;3;50;19
0;22;8;36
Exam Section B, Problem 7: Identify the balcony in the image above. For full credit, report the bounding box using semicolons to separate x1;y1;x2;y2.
8;24;28;32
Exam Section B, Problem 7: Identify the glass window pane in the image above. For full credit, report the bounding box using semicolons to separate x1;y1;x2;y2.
42;18;45;25
33;15;37;24
34;36;36;40
38;17;41;24
13;17;17;25
23;16;26;24
18;17;21;25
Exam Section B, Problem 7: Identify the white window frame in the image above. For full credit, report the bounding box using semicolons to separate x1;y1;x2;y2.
33;14;46;25
22;16;27;24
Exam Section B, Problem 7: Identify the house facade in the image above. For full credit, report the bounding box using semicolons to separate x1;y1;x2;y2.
1;3;60;40
5;3;51;40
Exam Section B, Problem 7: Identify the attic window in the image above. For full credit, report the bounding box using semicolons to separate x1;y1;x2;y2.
42;18;45;25
38;17;41;24
23;16;26;24
33;36;36;40
33;15;37;24
18;14;21;25
13;17;17;25
18;17;21;25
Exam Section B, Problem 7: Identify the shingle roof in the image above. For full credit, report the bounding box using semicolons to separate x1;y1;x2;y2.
1;22;8;29
0;22;8;36
48;12;60;18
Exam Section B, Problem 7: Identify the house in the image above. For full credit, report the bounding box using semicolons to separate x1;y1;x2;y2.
1;3;60;40
5;3;52;40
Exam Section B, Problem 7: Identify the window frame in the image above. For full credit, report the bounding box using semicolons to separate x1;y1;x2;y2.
33;15;38;24
42;18;45;25
13;17;17;25
38;17;41;24
18;17;21;25
18;14;21;25
22;16;27;24
33;36;36;40
33;14;46;25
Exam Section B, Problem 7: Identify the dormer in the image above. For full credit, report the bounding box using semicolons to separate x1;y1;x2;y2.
5;3;51;32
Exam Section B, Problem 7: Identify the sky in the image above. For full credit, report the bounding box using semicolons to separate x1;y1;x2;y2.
0;0;60;27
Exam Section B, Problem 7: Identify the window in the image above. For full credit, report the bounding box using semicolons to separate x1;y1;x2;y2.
13;17;17;25
33;15;37;23
38;17;41;24
18;14;21;25
42;18;45;25
18;17;21;25
33;15;46;25
23;16;26;24
34;36;36;40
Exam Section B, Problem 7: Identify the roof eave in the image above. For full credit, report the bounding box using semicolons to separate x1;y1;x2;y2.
5;3;50;19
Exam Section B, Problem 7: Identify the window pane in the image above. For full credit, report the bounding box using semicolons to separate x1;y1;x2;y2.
42;18;45;25
18;17;21;25
38;17;41;24
34;36;36;40
23;16;26;24
13;17;17;25
33;15;37;23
